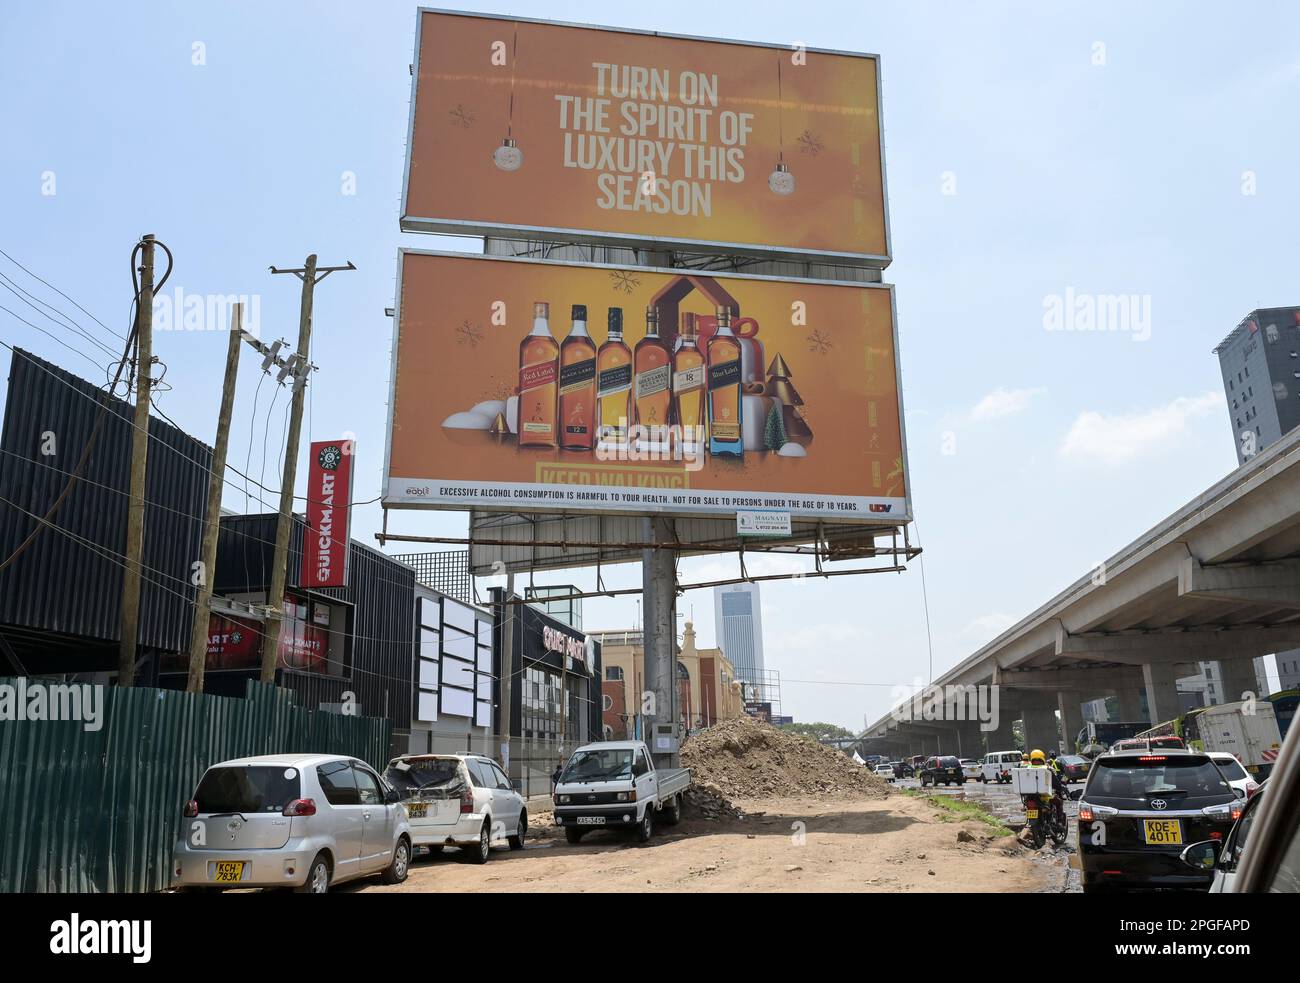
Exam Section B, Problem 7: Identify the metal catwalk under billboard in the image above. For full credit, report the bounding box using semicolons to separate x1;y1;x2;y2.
401;8;891;266
383;250;909;524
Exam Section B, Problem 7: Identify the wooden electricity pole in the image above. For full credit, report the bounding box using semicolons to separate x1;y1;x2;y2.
185;303;244;693
259;255;354;683
118;234;156;686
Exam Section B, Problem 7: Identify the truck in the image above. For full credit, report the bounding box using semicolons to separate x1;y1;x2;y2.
1137;700;1283;776
552;740;692;845
1074;720;1148;756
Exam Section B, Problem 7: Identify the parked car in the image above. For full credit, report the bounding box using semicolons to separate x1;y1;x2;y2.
1076;749;1243;893
1055;754;1092;783
893;760;914;779
1230;709;1300;892
384;753;526;863
874;762;896;782
980;750;1021;784
1181;782;1268;893
1206;751;1261;801
553;740;691;844
960;759;982;781
918;755;965;787
171;753;411;893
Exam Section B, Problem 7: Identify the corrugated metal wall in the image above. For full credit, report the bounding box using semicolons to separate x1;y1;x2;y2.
214;513;416;741
0;678;391;893
0;349;210;656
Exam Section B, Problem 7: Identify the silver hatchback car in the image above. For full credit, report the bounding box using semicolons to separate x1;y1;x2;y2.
171;753;411;893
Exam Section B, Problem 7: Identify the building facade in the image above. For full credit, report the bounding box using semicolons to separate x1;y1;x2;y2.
713;582;765;683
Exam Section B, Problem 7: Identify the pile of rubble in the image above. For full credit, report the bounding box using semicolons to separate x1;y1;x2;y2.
682;716;891;804
683;784;748;822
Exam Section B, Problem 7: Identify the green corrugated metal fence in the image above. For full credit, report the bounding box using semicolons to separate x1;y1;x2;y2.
0;678;391;893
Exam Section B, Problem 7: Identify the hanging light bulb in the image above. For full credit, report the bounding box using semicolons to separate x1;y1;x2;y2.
493;137;523;172
768;161;795;196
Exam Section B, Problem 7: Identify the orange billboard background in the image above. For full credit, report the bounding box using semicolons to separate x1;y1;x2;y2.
403;9;889;263
385;252;908;522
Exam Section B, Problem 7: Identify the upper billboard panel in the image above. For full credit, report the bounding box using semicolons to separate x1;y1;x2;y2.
383;250;909;523
402;9;891;266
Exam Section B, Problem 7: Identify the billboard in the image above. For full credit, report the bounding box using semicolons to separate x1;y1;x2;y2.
300;439;355;588
383;250;909;523
402;9;890;266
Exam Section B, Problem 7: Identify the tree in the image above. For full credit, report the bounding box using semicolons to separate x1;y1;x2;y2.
780;721;855;742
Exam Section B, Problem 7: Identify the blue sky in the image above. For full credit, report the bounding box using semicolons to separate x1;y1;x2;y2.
3;2;1297;728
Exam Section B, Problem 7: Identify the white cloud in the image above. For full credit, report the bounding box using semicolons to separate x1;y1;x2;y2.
969;387;1045;423
1058;391;1225;467
960;613;1018;638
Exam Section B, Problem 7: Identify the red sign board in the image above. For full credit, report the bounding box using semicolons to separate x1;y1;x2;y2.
300;440;354;588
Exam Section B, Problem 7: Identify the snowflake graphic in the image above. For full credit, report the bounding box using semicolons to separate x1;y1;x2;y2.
797;130;825;156
609;270;641;295
807;328;833;355
457;320;484;347
448;104;476;128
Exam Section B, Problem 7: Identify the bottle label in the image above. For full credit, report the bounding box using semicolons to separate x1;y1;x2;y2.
673;364;705;393
635;363;670;400
559;358;596;395
519;360;557;393
597;363;632;397
708;358;741;391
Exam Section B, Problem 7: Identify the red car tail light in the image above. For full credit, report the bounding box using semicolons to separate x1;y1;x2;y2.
183;800;199;818
282;798;316;817
1138;756;1167;762
460;787;474;814
1078;803;1093;822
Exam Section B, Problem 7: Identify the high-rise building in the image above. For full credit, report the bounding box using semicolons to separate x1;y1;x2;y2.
1213;306;1300;697
713;583;765;683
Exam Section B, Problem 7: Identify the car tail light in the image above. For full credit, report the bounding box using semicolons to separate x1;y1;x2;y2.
282;798;316;817
1078;802;1093;822
1246;782;1260;799
1202;800;1244;823
1138;756;1167;762
460;787;474;814
1210;831;1223;840
183;800;198;818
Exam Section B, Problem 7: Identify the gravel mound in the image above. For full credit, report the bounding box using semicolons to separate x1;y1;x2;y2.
682;716;891;803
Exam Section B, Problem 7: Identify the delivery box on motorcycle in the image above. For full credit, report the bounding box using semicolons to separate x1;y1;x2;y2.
1012;767;1052;795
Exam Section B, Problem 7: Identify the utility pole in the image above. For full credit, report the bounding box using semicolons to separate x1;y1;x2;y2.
185;303;244;693
259;255;355;684
499;572;515;777
118;234;156;686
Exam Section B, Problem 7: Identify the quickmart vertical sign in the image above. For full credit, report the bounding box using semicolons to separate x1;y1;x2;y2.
301;439;354;588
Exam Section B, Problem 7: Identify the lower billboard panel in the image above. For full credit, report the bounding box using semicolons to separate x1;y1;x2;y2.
384;250;909;524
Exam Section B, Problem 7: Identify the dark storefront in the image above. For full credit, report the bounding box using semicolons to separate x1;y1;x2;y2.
0;349;210;677
155;512;417;755
492;588;602;746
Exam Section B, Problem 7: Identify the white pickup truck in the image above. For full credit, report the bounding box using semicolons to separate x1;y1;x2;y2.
553;740;691;844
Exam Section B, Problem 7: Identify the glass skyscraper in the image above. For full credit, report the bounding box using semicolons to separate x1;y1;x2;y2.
713;583;765;684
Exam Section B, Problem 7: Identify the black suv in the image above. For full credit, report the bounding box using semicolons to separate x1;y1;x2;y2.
918;755;965;787
1077;749;1243;893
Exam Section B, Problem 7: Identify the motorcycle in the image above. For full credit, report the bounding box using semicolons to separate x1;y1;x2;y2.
1021;779;1068;849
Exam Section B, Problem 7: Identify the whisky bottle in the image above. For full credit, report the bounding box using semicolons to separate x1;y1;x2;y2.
559;304;596;451
596;307;632;449
633;305;672;450
672;311;706;450
707;306;743;457
518;301;558;449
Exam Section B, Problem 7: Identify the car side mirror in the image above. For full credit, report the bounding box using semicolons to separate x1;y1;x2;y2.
385;788;400;804
1180;839;1220;871
1069;788;1084;800
1233;787;1245;799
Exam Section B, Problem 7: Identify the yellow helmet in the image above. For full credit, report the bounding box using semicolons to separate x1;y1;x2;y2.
1030;749;1046;764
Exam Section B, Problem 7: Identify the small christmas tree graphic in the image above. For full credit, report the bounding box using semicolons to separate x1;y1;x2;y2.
763;402;787;450
766;353;813;446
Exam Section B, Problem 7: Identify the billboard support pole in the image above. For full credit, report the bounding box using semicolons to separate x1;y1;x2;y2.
643;515;679;769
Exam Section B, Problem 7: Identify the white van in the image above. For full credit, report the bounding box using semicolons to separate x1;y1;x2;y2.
981;750;1022;784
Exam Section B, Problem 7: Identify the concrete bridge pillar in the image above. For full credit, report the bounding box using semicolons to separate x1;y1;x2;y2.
1057;691;1084;755
1218;658;1260;704
1143;662;1182;725
1116;687;1145;723
1020;704;1059;756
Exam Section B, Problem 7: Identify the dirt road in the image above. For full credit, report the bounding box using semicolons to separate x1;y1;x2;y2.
361;792;1053;893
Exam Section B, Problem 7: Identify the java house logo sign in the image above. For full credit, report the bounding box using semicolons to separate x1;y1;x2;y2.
543;625;587;663
301;439;355;588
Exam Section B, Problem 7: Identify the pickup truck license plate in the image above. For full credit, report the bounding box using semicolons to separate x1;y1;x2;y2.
1143;819;1182;845
576;816;605;825
212;861;245;882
